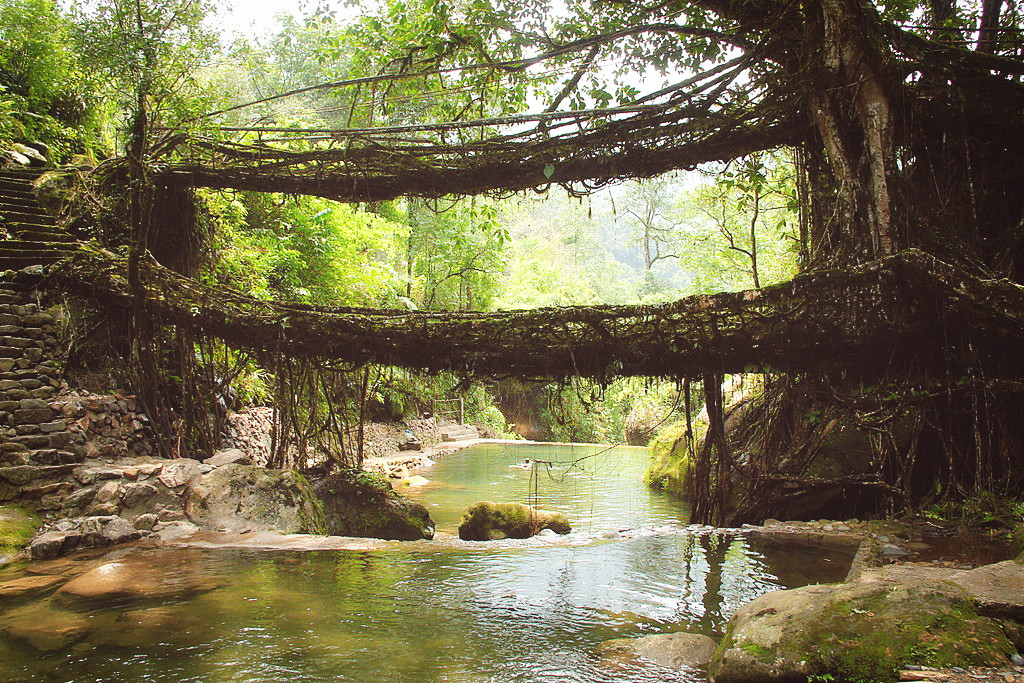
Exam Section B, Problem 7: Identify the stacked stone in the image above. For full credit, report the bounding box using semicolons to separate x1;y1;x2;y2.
219;406;273;465
0;285;77;468
55;393;157;460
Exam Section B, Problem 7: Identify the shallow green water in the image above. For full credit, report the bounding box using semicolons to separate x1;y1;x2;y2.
0;444;853;682
403;442;689;533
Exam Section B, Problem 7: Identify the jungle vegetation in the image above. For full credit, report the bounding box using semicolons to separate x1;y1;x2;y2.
1;0;1022;524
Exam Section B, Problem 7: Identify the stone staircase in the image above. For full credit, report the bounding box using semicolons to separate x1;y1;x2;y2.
0;169;77;271
439;423;479;442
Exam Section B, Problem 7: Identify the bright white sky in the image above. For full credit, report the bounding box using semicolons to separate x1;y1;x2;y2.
218;0;360;39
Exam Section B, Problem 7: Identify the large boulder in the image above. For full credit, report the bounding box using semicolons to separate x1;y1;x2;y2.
313;469;434;541
710;579;1014;682
457;501;570;541
184;464;325;534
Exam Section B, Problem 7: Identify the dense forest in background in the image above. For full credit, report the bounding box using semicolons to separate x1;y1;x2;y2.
2;0;1023;525
0;0;799;445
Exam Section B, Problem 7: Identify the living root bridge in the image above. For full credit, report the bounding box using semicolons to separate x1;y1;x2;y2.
51;247;1024;380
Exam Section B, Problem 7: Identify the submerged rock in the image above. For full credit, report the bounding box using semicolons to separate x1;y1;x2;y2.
597;632;717;671
710;579;1014;682
54;550;222;606
184;464;326;534
456;501;571;541
314;469;434;541
3;603;92;652
97;606;210;648
0;574;63;600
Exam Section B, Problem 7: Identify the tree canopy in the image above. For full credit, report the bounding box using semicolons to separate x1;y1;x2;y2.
9;0;1024;522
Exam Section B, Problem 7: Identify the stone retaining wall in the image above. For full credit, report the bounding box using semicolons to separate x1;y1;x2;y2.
0;280;80;511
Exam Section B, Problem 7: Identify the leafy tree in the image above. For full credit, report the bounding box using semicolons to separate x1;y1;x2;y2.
68;0;219;150
0;0;95;156
405;198;510;311
678;153;800;293
203;190;405;306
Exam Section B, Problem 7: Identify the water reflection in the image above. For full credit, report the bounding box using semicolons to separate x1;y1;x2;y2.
0;445;851;682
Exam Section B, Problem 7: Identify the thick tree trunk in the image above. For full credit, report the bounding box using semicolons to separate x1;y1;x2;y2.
807;0;897;261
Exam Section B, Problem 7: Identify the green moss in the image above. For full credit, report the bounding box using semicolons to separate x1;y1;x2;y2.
644;416;704;498
795;586;1013;683
740;643;772;661
1010;524;1024;561
457;501;569;540
0;505;40;551
292;472;327;535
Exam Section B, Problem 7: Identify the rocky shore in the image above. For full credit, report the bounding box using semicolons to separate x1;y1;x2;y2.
598;518;1024;682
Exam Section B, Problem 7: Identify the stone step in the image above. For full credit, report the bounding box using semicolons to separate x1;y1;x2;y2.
0;240;75;252
0;247;74;261
0;218;57;233
0;254;68;270
0;190;36;204
8;228;75;243
0;198;49;211
0;170;42;183
440;424;479;442
0;209;54;223
0;180;38;194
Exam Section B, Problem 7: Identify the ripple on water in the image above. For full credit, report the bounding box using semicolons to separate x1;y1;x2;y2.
0;444;853;682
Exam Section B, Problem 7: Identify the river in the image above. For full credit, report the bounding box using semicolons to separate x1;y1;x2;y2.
0;443;853;682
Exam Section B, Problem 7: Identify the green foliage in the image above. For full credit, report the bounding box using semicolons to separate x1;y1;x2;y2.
203;190;404;305
922;492;1024;530
0;0;96;156
678;152;801;293
69;0;219;148
461;384;515;437
406;198;510;311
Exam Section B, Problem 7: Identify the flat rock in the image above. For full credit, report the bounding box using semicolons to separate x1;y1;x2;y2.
29;529;82;560
954;561;1024;619
598;632;717;670
2;603;92;652
710;579;1014;683
204;448;252;467
0;573;63;599
860;560;1024;619
29;516;141;560
54;550;221;606
157;459;203;488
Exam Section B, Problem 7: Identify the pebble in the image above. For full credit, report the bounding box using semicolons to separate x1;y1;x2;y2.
1012;654;1024;666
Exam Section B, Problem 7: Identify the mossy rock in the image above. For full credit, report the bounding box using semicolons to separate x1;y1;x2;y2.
313;468;434;541
1010;523;1024;562
644;417;703;498
711;579;1014;683
0;505;39;558
457;501;570;541
184;465;326;534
